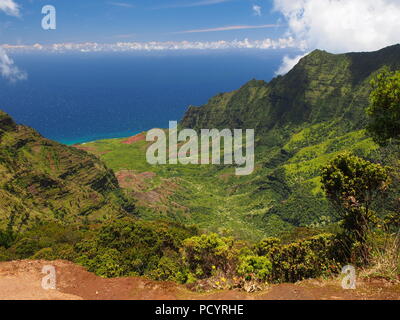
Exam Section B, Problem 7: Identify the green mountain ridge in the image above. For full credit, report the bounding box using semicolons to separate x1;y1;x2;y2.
1;44;399;241
181;45;400;135
73;45;400;240
0;110;135;231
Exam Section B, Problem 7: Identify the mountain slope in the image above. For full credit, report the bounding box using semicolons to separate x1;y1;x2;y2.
0;111;135;231
181;45;400;135
76;45;400;240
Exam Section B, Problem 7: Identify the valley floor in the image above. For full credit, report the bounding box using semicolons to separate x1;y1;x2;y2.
0;260;399;300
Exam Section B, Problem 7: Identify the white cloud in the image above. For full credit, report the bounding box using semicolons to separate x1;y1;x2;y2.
274;0;400;53
1;37;295;80
1;38;298;52
153;0;231;9
0;1;25;82
275;53;308;75
183;0;230;6
0;48;27;82
108;2;135;8
174;24;278;34
0;0;20;17
252;5;261;16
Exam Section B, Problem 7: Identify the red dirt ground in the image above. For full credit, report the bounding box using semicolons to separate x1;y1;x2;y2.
0;260;399;300
121;133;146;145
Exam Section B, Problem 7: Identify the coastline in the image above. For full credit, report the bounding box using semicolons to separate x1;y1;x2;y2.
58;130;142;146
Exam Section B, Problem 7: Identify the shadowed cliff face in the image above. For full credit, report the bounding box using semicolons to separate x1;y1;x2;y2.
180;45;400;135
0;111;136;231
0;111;17;136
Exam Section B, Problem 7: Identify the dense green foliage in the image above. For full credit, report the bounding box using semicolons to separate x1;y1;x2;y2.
182;233;239;279
75;218;196;279
1;45;400;288
181;232;342;284
367;69;400;145
0;111;136;231
78;46;400;240
0;221;342;285
0;219;197;282
321;153;390;264
266;234;341;282
237;255;272;281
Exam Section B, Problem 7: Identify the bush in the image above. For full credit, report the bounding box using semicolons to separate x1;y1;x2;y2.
31;247;57;260
367;68;400;145
31;243;77;261
74;217;197;279
269;234;341;282
237;255;272;281
321;152;390;264
10;238;41;258
254;237;281;256
148;256;188;283
0;229;16;248
182;233;238;279
0;247;11;261
91;248;125;278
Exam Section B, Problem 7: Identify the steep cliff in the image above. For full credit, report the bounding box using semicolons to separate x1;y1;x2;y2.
0;111;135;231
181;45;400;136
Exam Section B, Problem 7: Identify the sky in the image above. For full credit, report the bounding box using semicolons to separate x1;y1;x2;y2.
0;0;397;49
0;0;284;44
1;0;400;81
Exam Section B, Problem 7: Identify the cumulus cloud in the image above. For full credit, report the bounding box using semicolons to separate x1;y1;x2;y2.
275;53;308;75
274;0;400;53
0;48;27;82
273;0;400;75
0;1;26;82
0;0;20;17
252;5;261;16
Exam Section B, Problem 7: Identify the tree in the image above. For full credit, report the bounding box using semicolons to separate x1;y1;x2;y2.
321;153;390;264
367;68;400;145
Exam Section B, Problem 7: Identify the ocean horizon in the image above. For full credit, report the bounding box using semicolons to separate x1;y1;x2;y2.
0;50;298;144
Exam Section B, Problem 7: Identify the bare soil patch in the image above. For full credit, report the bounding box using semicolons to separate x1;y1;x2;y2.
0;260;399;300
121;133;146;145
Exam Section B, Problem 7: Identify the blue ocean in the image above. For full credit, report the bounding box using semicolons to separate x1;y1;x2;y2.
0;50;294;145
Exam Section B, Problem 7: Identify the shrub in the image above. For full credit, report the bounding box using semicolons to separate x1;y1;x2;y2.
10;238;41;258
74;217;197;279
237;255;272;281
255;234;341;283
254;237;281;256
91;248;125;278
0;247;11;261
271;234;341;282
367;68;400;145
0;229;16;249
182;233;238;279
321;152;390;264
148;256;188;283
31;244;77;261
31;247;57;260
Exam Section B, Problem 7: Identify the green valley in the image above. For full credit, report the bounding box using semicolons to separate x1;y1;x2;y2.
1;44;400;287
78;45;400;241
